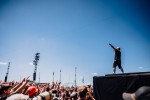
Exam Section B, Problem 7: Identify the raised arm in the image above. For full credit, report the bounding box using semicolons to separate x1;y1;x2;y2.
11;76;29;94
109;43;115;50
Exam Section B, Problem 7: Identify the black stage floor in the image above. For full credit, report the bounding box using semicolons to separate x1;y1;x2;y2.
93;72;150;100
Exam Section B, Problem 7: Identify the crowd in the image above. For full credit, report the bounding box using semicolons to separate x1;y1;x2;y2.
1;76;150;100
0;76;94;100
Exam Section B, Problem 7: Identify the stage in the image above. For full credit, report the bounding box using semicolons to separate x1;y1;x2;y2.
93;72;150;100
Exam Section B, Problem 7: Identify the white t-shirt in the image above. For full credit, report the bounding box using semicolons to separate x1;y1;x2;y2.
6;94;29;100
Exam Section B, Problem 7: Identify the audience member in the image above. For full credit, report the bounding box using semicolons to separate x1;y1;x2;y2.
123;86;150;100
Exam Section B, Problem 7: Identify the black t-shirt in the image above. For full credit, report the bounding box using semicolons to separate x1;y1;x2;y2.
66;92;70;100
114;49;121;60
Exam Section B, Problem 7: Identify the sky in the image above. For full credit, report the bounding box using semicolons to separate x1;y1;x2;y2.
0;0;150;86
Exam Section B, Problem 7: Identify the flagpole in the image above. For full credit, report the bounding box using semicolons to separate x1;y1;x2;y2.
60;69;61;82
75;67;77;86
53;72;54;82
82;76;84;86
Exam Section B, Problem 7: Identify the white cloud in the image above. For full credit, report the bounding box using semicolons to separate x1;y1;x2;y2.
91;72;98;76
138;67;143;69
0;61;8;65
29;62;33;66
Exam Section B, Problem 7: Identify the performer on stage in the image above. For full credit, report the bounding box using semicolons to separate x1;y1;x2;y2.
109;43;124;74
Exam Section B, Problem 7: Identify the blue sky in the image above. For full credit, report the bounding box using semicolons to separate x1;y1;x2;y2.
0;0;150;85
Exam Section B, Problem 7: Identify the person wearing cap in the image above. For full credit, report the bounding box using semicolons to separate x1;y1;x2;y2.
109;43;124;74
27;86;38;98
123;86;150;100
86;83;91;91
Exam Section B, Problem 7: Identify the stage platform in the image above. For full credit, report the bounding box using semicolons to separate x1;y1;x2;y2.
93;72;150;100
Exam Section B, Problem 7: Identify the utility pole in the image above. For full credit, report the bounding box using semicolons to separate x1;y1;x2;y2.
4;62;10;82
33;53;40;81
60;69;61;82
53;72;54;82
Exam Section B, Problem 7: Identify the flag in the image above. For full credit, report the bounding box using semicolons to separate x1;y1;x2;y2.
82;77;84;83
74;80;76;84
